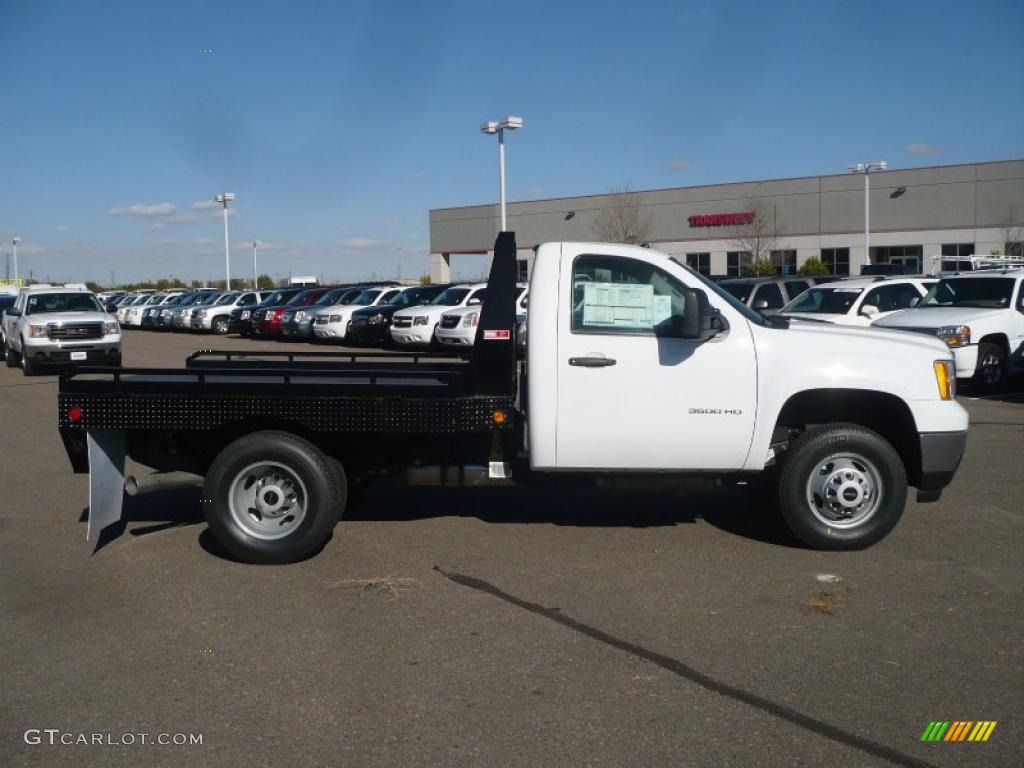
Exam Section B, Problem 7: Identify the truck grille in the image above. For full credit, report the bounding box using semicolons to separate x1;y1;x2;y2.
49;323;103;340
314;315;329;325
440;315;460;329
393;317;412;328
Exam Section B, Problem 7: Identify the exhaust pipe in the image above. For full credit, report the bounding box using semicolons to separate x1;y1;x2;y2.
125;471;205;496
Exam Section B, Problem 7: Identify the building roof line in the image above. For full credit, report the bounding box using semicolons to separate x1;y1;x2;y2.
429;158;1024;214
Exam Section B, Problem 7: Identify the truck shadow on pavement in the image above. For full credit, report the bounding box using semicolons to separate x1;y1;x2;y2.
344;483;801;548
82;487;205;553
83;482;801;559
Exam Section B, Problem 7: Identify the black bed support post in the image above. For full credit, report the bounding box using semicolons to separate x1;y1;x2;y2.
466;231;518;396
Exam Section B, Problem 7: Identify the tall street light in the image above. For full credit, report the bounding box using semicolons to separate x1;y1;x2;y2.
12;237;21;283
847;161;887;270
252;240;261;289
216;193;235;289
480;116;523;232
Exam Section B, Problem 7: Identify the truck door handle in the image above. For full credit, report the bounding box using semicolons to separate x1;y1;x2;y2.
569;356;617;367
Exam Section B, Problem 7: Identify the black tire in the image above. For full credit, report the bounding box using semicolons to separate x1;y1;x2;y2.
4;339;18;367
203;431;346;564
20;338;34;376
0;333;6;362
972;342;1006;393
778;423;907;550
213;316;229;334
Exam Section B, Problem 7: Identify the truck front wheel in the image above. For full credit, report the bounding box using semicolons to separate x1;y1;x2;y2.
973;343;1006;392
203;431;346;564
778;424;906;550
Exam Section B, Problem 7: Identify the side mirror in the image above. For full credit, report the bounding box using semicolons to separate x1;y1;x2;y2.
860;304;879;317
468;297;482;306
679;287;724;341
753;299;769;310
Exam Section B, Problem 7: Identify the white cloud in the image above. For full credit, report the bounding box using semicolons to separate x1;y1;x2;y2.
906;143;939;156
665;159;690;171
108;202;177;217
191;200;220;210
341;237;387;249
55;224;70;233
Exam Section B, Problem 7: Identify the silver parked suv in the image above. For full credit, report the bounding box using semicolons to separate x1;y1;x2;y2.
1;284;122;375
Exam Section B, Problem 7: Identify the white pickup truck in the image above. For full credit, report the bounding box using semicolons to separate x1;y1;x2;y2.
57;234;969;563
873;269;1024;391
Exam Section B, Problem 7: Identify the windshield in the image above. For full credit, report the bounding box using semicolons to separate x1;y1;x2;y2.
314;288;347;306
388;286;439;306
335;289;364;305
721;283;754;304
287;289;322;306
919;278;1015;308
783;286;863;314
194;292;220;305
26;293;104;314
259;290;292;306
216;292;239;305
431;287;471;306
671;258;766;325
353;289;381;304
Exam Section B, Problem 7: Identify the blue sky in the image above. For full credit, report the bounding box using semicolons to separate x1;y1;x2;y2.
1;0;1022;284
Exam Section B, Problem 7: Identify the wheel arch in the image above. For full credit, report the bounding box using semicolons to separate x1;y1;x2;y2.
977;333;1009;353
772;388;922;487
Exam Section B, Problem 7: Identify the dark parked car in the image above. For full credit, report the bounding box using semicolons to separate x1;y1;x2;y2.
252;288;331;338
347;284;450;346
232;288;304;336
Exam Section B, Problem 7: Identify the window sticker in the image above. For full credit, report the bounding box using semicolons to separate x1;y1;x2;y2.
581;282;656;328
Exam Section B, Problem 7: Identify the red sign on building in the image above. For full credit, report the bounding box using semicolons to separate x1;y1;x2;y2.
688;212;755;227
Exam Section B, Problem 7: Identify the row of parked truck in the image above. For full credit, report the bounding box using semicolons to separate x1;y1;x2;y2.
101;280;530;350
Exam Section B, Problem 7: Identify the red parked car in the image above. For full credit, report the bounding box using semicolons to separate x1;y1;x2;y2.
252;287;333;338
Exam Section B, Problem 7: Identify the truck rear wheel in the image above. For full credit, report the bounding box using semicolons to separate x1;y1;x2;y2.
203;431;346;564
778;424;906;550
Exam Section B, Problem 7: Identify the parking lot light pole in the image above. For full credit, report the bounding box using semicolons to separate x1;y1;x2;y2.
12;237;21;283
847;162;887;269
252;240;261;289
480;116;523;232
216;193;235;289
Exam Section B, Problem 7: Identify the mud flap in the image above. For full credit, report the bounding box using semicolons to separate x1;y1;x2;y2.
87;430;125;540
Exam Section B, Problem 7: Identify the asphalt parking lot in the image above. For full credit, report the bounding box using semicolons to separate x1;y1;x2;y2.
1;330;1022;768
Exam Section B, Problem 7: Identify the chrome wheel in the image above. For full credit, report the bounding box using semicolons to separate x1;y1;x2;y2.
805;453;882;529
228;461;308;540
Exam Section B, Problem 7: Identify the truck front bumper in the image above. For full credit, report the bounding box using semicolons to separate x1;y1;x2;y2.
916;430;968;501
390;325;433;346
24;340;122;368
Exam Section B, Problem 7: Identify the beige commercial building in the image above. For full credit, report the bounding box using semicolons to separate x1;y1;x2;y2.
428;159;1024;282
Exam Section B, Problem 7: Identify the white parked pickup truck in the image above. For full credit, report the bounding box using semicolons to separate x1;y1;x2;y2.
58;234;969;563
780;276;936;326
873;269;1024;391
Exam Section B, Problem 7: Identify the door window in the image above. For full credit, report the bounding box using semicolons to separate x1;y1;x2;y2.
571;254;686;336
752;283;784;310
783;280;810;299
862;283;925;313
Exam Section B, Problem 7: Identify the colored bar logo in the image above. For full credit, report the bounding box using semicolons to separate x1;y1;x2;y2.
920;721;997;742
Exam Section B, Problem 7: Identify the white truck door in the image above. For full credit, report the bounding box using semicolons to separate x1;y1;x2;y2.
555;247;757;470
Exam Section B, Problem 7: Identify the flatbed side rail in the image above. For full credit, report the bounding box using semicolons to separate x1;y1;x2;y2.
185;349;472;366
60;364;464;391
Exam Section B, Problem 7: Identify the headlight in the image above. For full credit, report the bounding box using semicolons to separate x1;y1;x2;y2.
368;313;384;325
936;325;970;347
933;360;955;400
161;309;170;316
414;315;429;326
197;310;206;318
104;322;119;335
295;311;307;321
28;324;49;338
240;310;250;319
462;312;480;328
329;314;342;323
